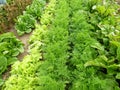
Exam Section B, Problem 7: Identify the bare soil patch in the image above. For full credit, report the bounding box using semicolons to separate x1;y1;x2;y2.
8;28;32;61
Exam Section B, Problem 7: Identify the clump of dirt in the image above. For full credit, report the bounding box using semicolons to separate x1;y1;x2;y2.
2;67;11;80
116;0;120;4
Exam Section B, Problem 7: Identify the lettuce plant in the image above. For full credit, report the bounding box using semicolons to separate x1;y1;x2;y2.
15;14;35;36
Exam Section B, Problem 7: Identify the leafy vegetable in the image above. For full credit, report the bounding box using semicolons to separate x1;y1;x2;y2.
0;56;7;75
15;14;35;36
25;0;46;19
15;0;46;36
0;32;24;87
3;0;120;90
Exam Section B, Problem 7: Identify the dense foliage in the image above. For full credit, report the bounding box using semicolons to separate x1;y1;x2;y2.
2;0;120;90
15;0;46;36
68;0;120;89
0;0;32;33
35;0;70;89
3;0;56;89
15;14;35;36
0;32;24;87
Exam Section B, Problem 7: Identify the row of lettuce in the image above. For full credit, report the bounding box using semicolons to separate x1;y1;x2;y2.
15;0;46;36
0;0;29;86
2;0;120;90
0;0;47;88
0;0;32;33
2;0;57;89
0;33;24;87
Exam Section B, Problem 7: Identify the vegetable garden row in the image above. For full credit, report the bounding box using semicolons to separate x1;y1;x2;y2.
1;0;120;90
0;0;32;33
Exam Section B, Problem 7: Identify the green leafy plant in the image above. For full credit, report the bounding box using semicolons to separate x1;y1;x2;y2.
15;14;36;36
3;0;57;89
15;0;46;36
0;32;24;87
67;0;120;89
3;0;120;90
0;32;24;71
0;0;32;33
25;0;46;19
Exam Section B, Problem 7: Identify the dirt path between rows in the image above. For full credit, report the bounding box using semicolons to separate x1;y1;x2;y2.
9;28;32;61
2;28;32;80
